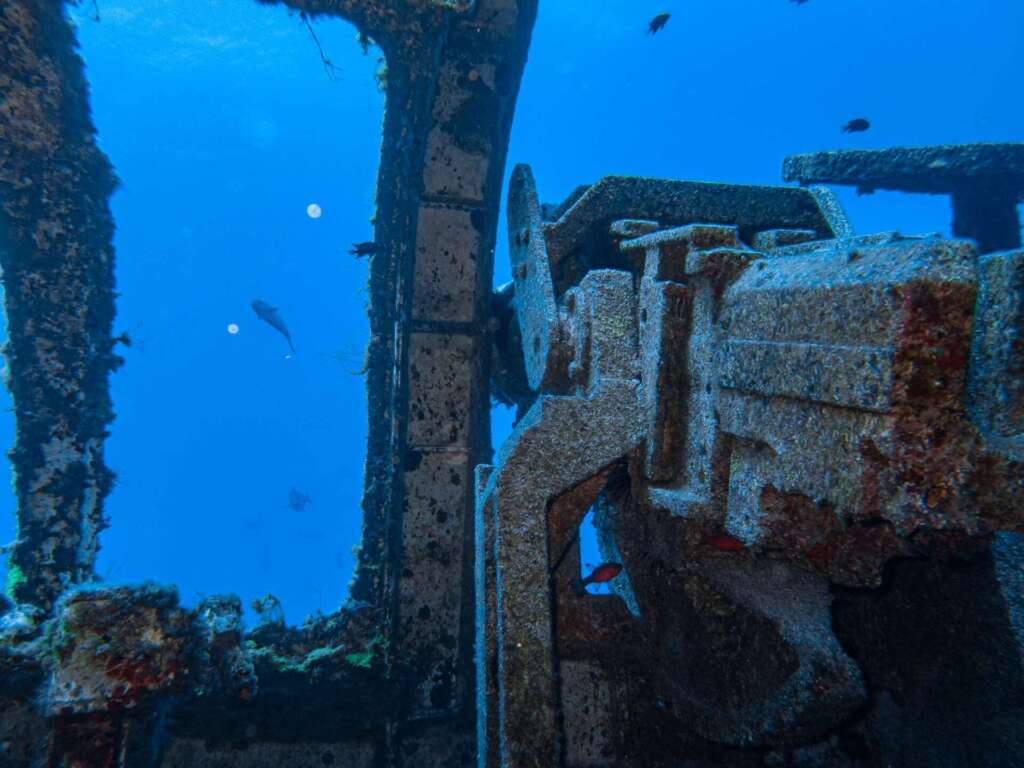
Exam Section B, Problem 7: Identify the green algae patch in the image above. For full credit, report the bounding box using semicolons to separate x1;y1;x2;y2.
345;632;387;669
4;564;26;600
252;631;387;675
344;649;373;668
253;644;348;675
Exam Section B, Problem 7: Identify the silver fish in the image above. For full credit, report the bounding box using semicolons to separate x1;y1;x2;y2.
251;299;296;355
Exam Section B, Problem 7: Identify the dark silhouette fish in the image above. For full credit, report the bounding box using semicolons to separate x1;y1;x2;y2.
843;118;871;133
349;241;378;258
648;13;670;35
791;0;809;5
288;487;312;512
251;299;296;355
573;562;623;595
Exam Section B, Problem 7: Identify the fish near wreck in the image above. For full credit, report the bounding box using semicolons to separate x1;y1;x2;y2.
648;13;671;35
705;534;746;552
251;299;296;355
349;241;378;258
573;562;623;595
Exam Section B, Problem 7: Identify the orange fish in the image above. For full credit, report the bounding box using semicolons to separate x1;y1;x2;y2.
573;562;623;595
706;534;745;552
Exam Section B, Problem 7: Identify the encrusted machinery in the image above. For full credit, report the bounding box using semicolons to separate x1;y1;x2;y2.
477;163;1024;767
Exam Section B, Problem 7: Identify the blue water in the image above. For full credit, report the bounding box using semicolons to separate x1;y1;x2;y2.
1;0;1021;627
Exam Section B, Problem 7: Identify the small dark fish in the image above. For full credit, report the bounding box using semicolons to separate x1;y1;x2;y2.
573;562;623;595
706;534;745;552
349;241;378;258
112;322;148;353
288;487;312;512
842;118;871;133
648;13;670;35
251;594;285;625
251;299;296;355
791;0;809;5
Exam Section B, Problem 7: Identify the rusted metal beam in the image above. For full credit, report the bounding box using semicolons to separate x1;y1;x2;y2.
783;143;1024;253
0;0;120;611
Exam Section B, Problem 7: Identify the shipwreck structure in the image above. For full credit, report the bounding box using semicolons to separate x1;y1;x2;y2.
478;164;1024;767
0;0;1022;766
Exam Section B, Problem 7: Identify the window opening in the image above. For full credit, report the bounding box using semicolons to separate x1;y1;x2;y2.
575;478;641;618
65;0;384;626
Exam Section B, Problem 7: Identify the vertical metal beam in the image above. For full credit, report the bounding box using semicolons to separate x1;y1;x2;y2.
0;0;119;611
392;0;538;737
